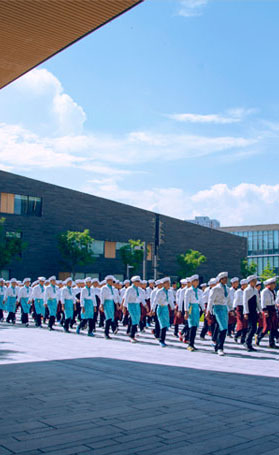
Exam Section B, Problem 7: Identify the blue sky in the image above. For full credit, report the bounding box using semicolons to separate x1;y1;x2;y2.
1;0;279;226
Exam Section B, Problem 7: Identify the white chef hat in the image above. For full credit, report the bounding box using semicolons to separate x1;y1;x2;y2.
230;277;239;284
186;278;191;283
155;279;162;285
131;275;141;283
247;275;258;283
208;278;217;285
92;278;99;283
200;283;207;288
148;279;155;284
105;275;115;282
38;276;46;281
161;277;171;284
264;277;277;286
49;275;56;281
0;277;4;282
85;277;92;283
124;279;130;285
23;278;31;284
65;277;73;285
10;278;17;283
240;279;248;286
190;274;199;282
217;272;228;281
180;278;187;285
141;280;147;285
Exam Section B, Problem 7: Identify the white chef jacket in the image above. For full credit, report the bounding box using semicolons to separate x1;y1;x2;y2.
80;286;97;307
243;285;261;314
154;288;175;309
261;288;276;309
184;287;204;312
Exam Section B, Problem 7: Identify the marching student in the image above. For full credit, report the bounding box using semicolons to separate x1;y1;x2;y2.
207;272;230;356
154;277;175;347
243;275;262;352
5;278;18;324
44;276;58;331
233;279;248;344
184;275;204;351
150;280;163;339
200;278;217;340
0;278;5;322
76;277;96;337
145;279;154;327
123;276;148;343
178;278;191;343
100;275;116;339
139;280;148;332
61;277;76;333
18;278;32;326
257;277;278;348
121;280;130;327
173;279;186;337
92;278;101;332
32;277;46;327
228;277;239;337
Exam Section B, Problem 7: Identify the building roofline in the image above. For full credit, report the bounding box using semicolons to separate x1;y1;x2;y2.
221;224;279;231
0;169;246;241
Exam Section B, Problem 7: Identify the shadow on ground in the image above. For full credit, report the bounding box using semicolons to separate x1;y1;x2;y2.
1;356;279;455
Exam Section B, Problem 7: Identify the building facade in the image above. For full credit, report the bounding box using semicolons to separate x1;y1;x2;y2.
0;170;247;281
186;216;221;229
221;224;279;275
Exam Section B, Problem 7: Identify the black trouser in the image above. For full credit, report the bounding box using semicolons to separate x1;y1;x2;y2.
105;318;113;336
139;319;146;331
160;327;167;343
21;312;29;324
216;329;226;351
123;313;129;326
174;324;179;336
48;315;55;329
78;318;94;334
0;309;3;320
99;312;105;327
92;307;98;330
228;322;236;336
181;321;189;340
200;317;209;338
64;318;71;331
7;312;15;323
131;324;137;339
35;314;42;326
212;321;219;342
235;329;247;344
246;313;258;348
189;326;197;347
154;313;160;339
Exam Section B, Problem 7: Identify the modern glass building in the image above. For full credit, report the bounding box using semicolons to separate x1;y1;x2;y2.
220;225;279;275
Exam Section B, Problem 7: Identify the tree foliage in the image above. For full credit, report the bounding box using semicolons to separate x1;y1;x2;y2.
177;249;206;278
57;229;95;277
119;239;144;274
240;259;257;278
261;263;275;281
0;217;27;271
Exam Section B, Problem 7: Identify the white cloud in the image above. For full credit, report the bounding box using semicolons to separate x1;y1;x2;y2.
178;0;208;17
14;68;86;135
82;179;279;227
167;108;256;124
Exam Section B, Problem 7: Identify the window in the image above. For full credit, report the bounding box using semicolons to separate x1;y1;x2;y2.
0;193;14;213
104;241;116;259
91;240;104;256
6;231;22;239
274;231;279;254
0;269;9;280
147;243;152;261
0;192;42;216
116;242;129;250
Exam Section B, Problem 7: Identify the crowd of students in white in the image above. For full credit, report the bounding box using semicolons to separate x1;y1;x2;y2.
0;271;278;355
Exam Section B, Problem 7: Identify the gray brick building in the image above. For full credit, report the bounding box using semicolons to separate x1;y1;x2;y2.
0;170;247;281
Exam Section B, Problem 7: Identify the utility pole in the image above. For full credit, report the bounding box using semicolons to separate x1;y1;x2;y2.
142;241;147;280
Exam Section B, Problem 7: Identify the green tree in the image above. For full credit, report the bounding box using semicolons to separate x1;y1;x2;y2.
0;217;27;271
57;229;95;278
261;263;275;281
120;239;144;276
177;249;206;278
240;259;257;278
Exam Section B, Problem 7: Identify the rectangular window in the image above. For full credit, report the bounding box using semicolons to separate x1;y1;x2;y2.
0;192;42;217
0;269;9;280
58;272;71;281
5;231;22;239
91;240;104;256
274;231;279;254
104;241;116;259
116;242;129;250
0;193;15;214
147;243;152;261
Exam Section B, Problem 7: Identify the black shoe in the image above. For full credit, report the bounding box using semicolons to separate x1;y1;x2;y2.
247;346;257;352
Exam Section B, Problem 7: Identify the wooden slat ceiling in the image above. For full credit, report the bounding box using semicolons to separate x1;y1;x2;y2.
0;0;143;89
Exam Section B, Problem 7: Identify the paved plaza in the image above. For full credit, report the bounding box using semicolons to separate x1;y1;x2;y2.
1;321;279;455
